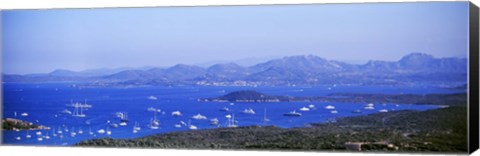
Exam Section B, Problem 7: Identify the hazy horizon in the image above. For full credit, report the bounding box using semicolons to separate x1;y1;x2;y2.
2;2;469;74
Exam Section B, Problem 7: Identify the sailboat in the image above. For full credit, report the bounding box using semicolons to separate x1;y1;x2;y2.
226;114;238;128
262;108;270;122
70;127;77;137
44;133;51;139
70;99;92;117
133;121;141;133
15;137;21;140
106;127;112;135
88;127;94;135
78;127;84;134
26;131;32;139
188;120;197;130
119;112;128;126
148;118;159;129
52;128;58;137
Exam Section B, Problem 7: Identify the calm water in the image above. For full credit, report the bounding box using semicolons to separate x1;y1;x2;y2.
2;83;462;146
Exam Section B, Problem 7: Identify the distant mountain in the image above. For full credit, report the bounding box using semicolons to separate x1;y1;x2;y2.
3;53;468;86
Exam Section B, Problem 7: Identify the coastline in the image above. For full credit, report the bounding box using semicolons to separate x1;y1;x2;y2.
75;106;467;152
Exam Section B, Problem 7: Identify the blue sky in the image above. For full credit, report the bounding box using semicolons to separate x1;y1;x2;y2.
2;2;469;74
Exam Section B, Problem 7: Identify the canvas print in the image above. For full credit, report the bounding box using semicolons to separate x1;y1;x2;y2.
1;2;471;153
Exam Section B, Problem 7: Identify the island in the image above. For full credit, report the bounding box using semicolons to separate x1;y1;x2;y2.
199;90;466;106
2;118;51;131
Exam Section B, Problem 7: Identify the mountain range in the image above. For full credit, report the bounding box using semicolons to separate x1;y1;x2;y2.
2;53;468;86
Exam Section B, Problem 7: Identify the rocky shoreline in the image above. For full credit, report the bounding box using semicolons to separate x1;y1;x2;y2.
2;118;50;131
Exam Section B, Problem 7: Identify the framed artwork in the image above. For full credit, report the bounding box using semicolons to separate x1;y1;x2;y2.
1;1;479;155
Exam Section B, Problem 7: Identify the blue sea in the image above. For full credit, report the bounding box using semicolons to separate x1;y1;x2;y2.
1;82;464;146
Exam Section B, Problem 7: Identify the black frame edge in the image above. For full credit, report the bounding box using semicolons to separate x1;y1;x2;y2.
469;1;479;154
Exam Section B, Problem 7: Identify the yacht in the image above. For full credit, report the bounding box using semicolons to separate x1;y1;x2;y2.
110;123;119;128
262;108;270;122
188;120;198;130
330;110;338;114
148;118;159;129
78;128;84;134
119;112;128;126
148;96;158;100
325;105;335;110
299;106;310;111
147;107;158;112
192;114;207;120
133;121;141;133
37;137;43;141
171;111;182;117
21;112;29;117
106;127;112;135
88;128;94;135
225;114;238;128
35;131;42;136
379;109;389;113
219;107;230;112
15;137;21;140
209;118;219;125
61;109;72;115
174;124;182;128
242;108;255;114
283;110;302;117
97;129;106;134
308;104;315;108
26;131;32;139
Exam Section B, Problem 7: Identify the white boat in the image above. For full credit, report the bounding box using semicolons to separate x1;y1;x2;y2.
219;107;230;112
283;110;302;117
229;103;235;106
365;103;375;107
174;124;182;128
188;120;198;130
61;109;72;115
148;118;159;129
70;127;77;137
15;137;21;140
110;123;119;128
226;114;238;128
189;125;198;130
299;106;310;111
119;112;128;126
52;128;58;137
69;100;91;118
97;129;106;134
148;96;158;100
192;114;207;120
364;106;375;110
379;109;389;113
330;110;338;114
147;107;159;112
325;105;335;110
209;118;219;125
133;121;141;132
21;112;28;117
78;128;84;134
242;108;255;114
171;111;182;117
44;133;51;139
308;104;315;108
89;128;94;135
262;108;270;122
106;127;112;135
26;131;32;139
35;131;42;136
37;137;43;141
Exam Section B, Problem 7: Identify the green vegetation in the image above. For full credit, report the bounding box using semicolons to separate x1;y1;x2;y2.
76;106;467;153
2;118;50;130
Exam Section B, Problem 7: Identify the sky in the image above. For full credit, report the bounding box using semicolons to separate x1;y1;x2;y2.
1;2;469;74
